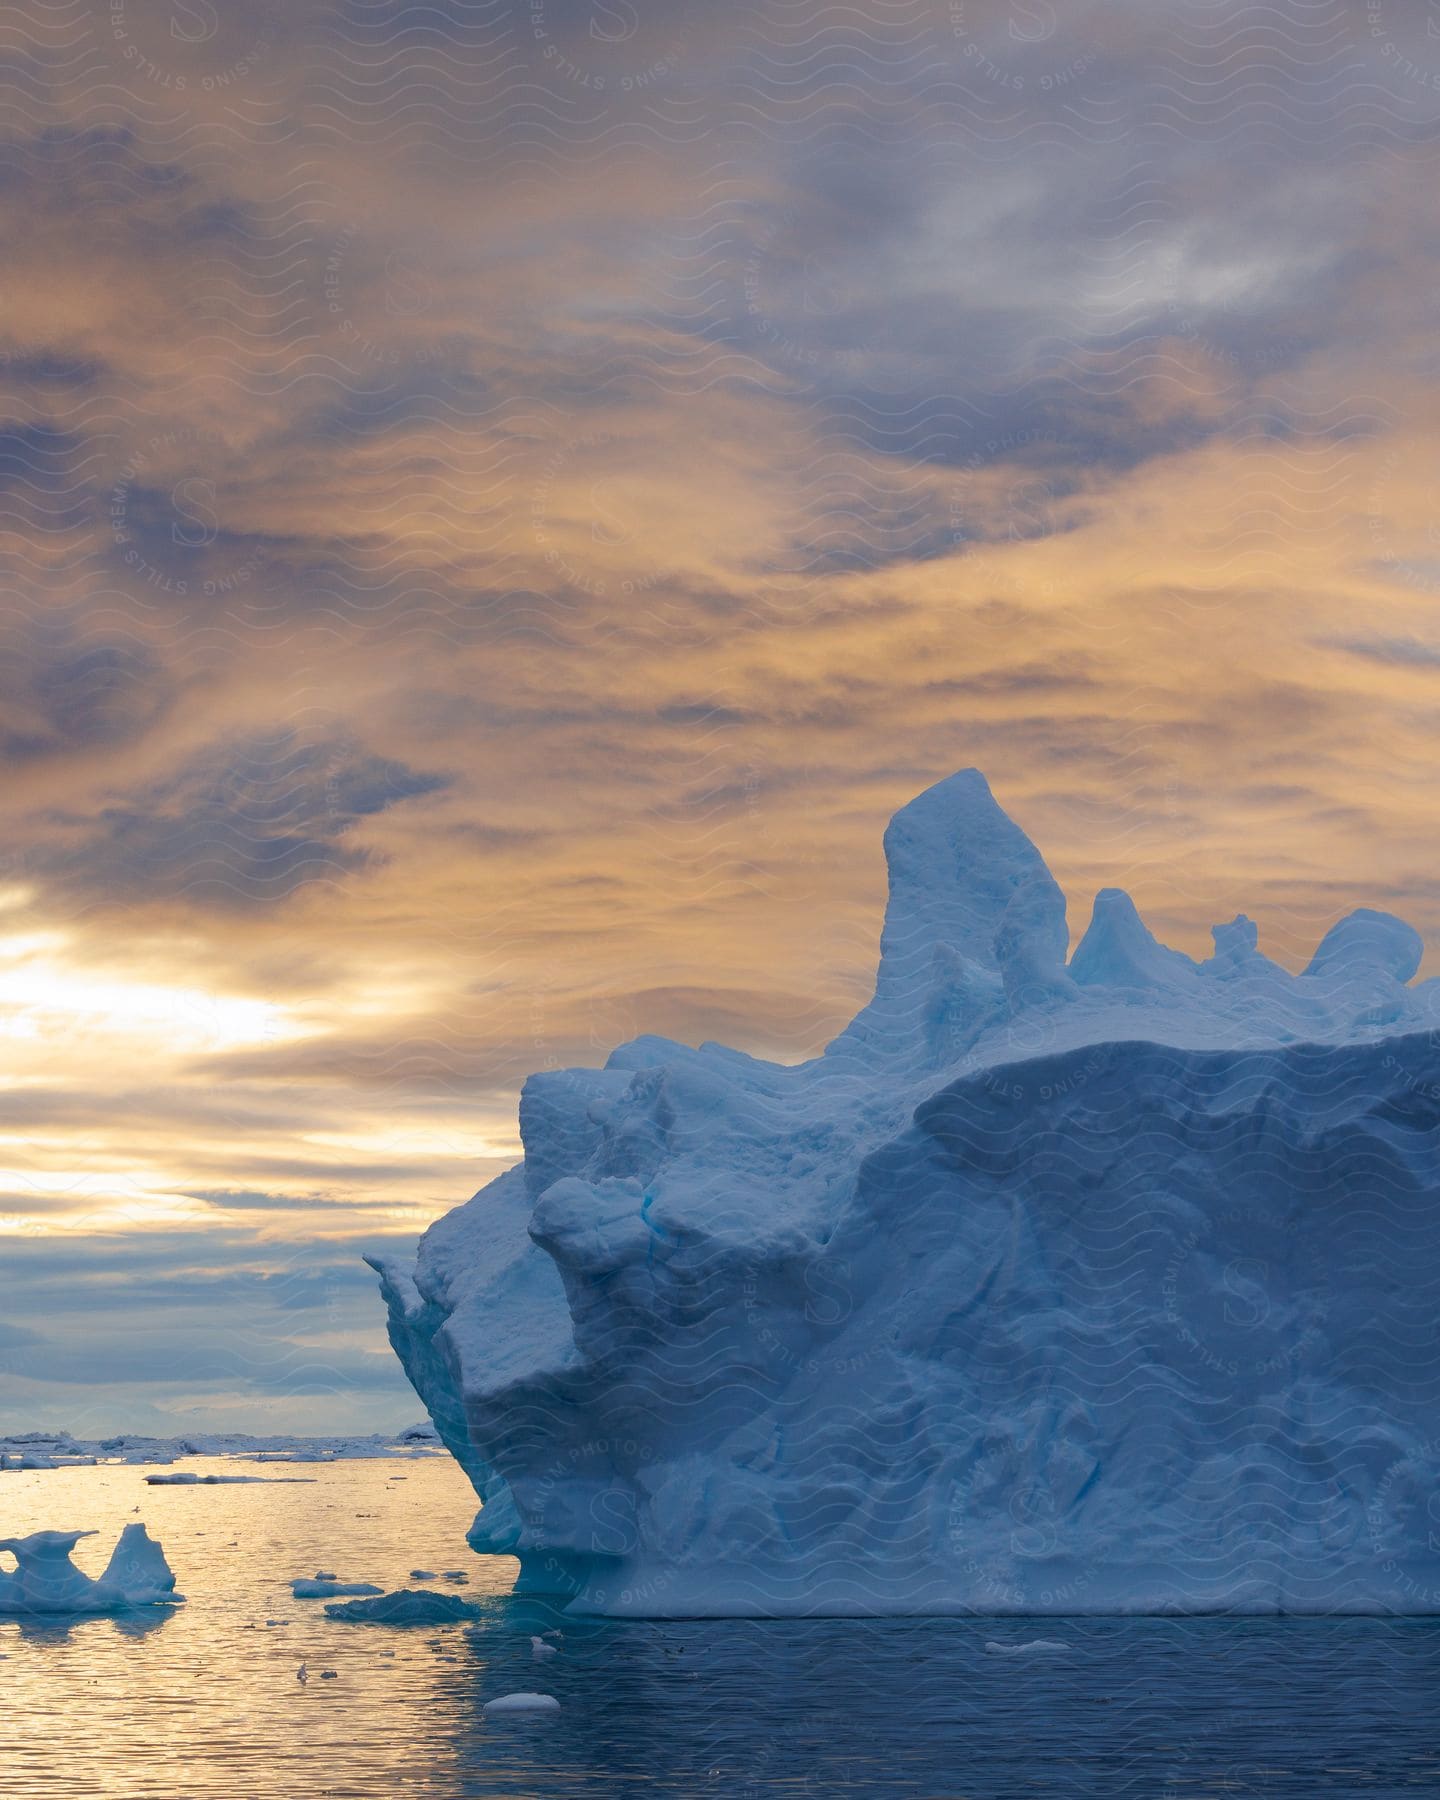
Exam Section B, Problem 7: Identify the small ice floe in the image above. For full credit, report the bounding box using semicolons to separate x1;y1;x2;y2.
483;1692;560;1715
324;1588;482;1625
983;1639;1071;1658
145;1473;314;1485
442;1571;468;1583
409;1569;436;1580
146;1473;247;1485
530;1636;558;1661
319;1670;338;1679
292;1579;383;1599
314;1570;338;1581
0;1525;183;1616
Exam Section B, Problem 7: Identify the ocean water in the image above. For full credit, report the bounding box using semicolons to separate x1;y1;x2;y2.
4;1455;1440;1798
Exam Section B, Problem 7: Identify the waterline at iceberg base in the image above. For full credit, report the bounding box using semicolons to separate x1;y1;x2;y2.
370;770;1440;1617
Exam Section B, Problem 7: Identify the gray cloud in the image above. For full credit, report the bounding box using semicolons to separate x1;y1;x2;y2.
27;732;449;911
0;621;174;765
0;1230;420;1426
1323;635;1440;669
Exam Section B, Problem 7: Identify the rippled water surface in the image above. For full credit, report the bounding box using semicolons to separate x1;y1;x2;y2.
4;1457;1440;1797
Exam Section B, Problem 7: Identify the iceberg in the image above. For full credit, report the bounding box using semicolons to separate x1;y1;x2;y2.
0;1524;182;1615
370;769;1440;1617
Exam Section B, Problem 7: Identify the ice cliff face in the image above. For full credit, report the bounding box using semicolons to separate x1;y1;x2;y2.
371;770;1440;1616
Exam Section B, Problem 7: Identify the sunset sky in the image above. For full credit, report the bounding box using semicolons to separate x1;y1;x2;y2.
3;0;1440;1431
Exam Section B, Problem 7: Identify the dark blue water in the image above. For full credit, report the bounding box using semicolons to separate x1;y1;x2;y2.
470;1607;1440;1798
5;1460;1439;1797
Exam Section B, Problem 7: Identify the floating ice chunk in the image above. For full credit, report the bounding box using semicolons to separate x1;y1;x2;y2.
0;1529;101;1613
292;1579;383;1598
101;1522;181;1605
409;1568;437;1579
984;1640;1070;1657
0;1524;182;1615
530;1635;558;1661
144;1473;313;1485
483;1692;560;1714
147;1473;246;1485
324;1588;482;1624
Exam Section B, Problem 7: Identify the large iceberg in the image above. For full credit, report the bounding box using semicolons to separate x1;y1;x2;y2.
371;770;1440;1616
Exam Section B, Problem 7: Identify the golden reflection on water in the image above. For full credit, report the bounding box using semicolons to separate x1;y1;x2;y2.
0;1457;511;1799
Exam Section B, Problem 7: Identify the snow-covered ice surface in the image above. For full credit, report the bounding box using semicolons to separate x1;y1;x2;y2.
371;770;1440;1617
0;1524;181;1615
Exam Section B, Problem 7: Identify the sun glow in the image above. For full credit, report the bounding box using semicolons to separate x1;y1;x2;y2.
0;928;303;1057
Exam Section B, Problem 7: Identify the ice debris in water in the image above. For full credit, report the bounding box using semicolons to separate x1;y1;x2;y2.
144;1472;314;1485
369;768;1440;1618
324;1588;483;1624
483;1692;560;1714
292;1579;383;1598
0;1525;182;1615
